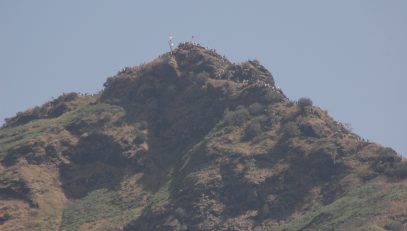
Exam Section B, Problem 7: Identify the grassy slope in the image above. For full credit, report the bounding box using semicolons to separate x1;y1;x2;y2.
2;94;406;231
146;100;407;230
0;95;109;151
274;178;407;231
0;97;132;230
61;189;145;231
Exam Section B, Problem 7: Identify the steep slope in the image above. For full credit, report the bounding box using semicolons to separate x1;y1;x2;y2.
1;43;406;231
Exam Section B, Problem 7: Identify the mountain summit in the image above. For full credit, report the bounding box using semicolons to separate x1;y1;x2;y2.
1;43;406;231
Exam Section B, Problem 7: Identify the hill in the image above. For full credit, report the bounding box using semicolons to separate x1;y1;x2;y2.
1;43;406;231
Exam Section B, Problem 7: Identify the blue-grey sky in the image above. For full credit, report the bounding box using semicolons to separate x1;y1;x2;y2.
1;1;406;155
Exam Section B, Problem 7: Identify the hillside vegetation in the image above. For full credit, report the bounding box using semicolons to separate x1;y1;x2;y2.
0;43;406;231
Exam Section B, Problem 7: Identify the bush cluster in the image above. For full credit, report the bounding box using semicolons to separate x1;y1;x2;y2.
245;122;263;139
282;121;301;137
297;97;313;108
263;91;284;103
224;106;250;126
388;161;407;179
248;103;264;116
373;149;407;179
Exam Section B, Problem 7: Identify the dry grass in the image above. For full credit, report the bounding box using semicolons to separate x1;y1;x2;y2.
19;164;67;230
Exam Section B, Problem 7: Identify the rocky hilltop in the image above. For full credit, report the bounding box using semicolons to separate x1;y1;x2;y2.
1;43;406;231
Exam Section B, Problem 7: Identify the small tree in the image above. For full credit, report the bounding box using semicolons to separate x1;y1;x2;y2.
297;97;313;109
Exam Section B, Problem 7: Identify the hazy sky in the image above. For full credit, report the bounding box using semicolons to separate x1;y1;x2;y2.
1;1;406;155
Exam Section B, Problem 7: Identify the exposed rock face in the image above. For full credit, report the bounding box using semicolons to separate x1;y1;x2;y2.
0;43;406;231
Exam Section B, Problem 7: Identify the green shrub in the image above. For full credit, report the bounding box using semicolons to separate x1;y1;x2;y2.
391;161;407;179
297;97;313;108
58;92;78;102
245;122;263;139
373;149;407;179
379;147;398;156
248;103;264;116
103;76;115;88
282;121;300;138
224;106;250;126
263;91;284;103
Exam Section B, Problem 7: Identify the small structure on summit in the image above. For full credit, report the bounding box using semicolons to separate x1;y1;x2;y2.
168;34;201;53
168;34;175;53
